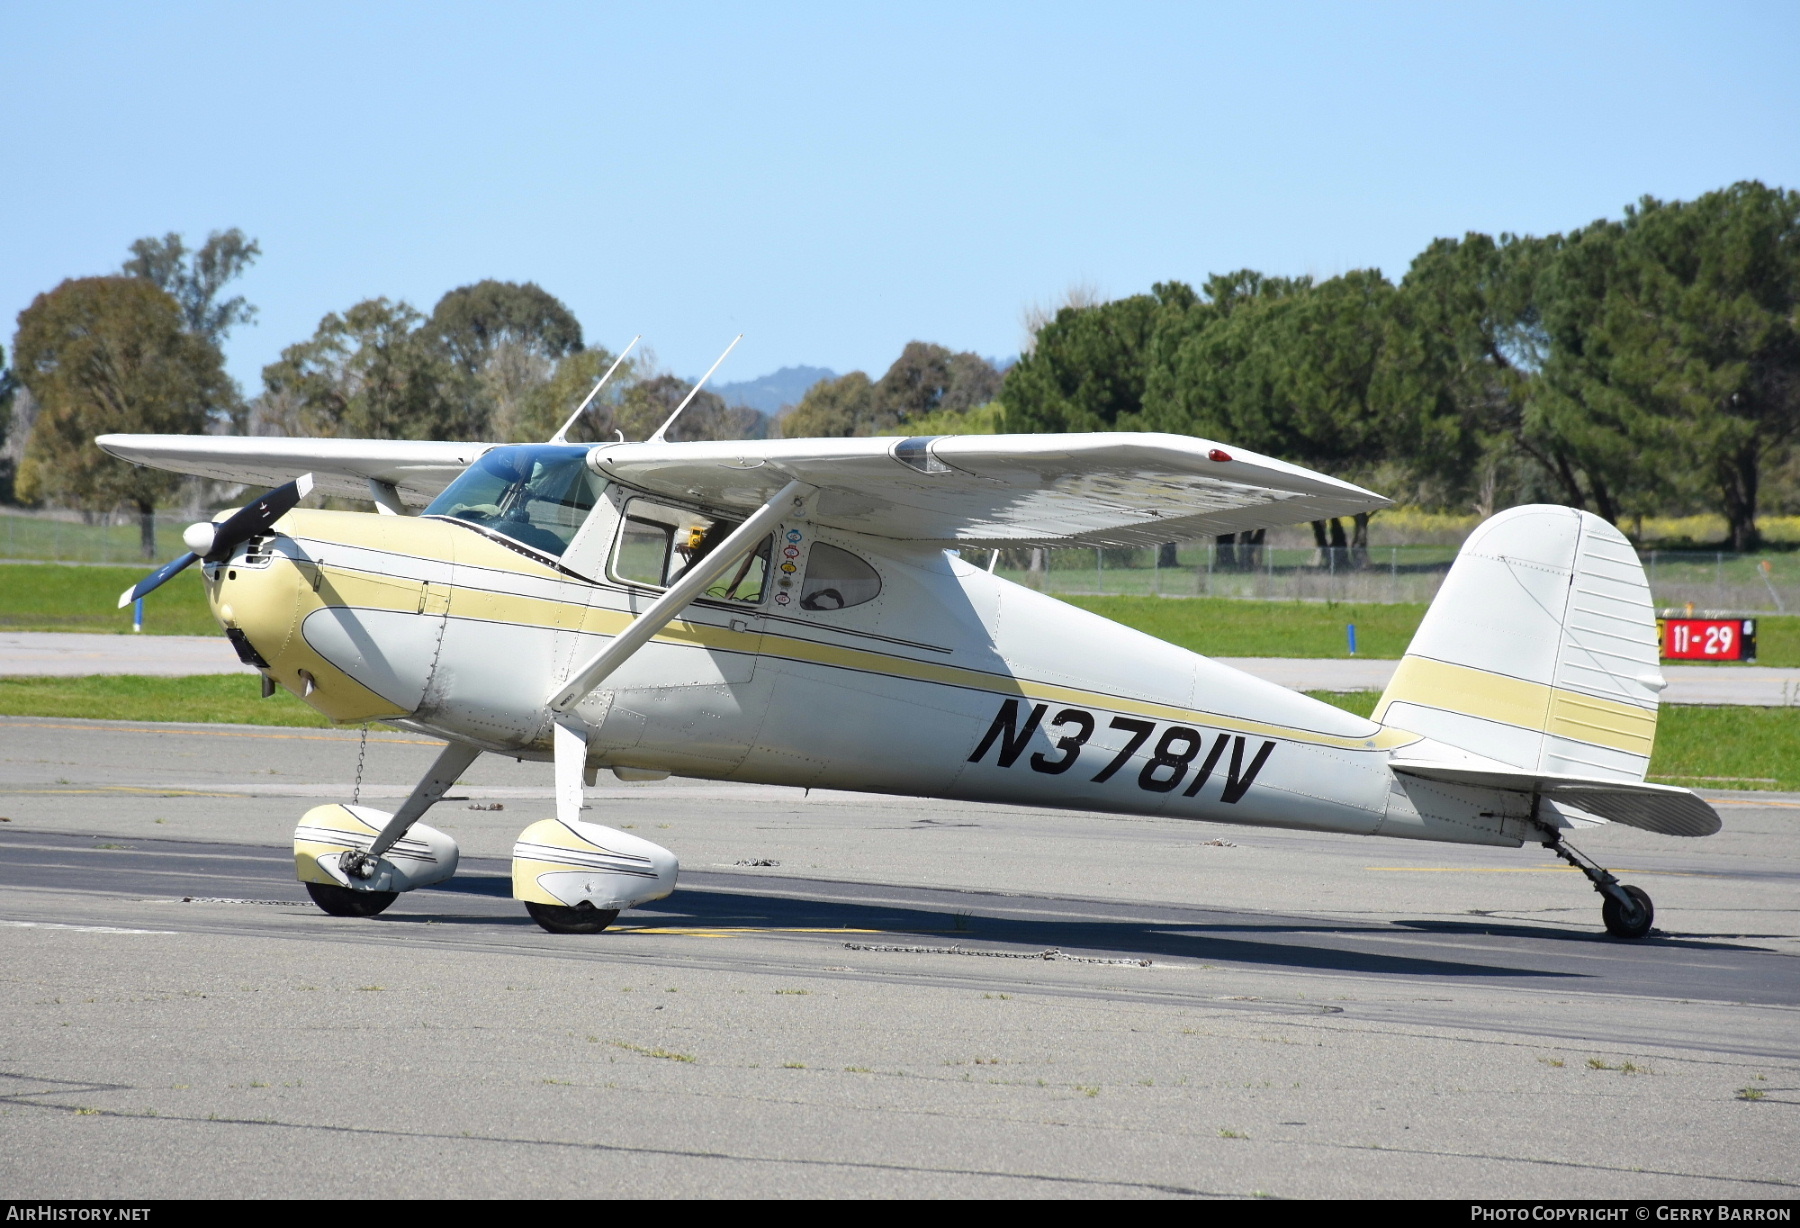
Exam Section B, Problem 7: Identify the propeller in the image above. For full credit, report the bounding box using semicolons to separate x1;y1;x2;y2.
116;473;315;608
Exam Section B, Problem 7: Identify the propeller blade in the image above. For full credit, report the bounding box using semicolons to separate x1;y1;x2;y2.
115;473;315;609
203;473;314;562
117;552;200;608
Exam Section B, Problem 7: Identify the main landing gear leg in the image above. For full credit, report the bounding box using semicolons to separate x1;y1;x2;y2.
304;741;481;917
1540;822;1654;939
511;720;678;934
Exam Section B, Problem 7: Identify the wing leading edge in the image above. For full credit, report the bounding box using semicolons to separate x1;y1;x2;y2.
95;430;1388;546
94;435;491;508
590;432;1390;547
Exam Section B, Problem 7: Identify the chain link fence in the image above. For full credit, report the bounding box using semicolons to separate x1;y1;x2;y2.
966;542;1800;613
5;510;1798;613
0;510;170;565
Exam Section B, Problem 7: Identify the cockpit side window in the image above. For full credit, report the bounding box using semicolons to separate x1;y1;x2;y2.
614;517;674;585
422;445;601;559
799;542;882;611
609;498;769;604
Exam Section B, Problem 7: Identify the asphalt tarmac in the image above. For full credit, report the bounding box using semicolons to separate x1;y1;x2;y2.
0;716;1795;1198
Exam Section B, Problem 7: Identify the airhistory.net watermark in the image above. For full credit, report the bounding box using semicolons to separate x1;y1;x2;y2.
5;1210;151;1222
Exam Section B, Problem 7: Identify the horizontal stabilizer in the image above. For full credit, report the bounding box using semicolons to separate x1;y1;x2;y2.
1390;759;1721;837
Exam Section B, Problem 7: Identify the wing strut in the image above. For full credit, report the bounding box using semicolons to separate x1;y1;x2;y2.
340;740;482;880
547;478;811;715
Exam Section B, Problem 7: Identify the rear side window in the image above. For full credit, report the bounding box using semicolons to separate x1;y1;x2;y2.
800;543;881;611
609;498;769;604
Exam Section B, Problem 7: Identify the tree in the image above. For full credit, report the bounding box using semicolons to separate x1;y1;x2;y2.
779;371;876;437
1525;220;1657;526
1138;271;1442;562
616;374;763;442
262;299;470;440
122;229;261;432
1002;283;1202;433
780;344;1003;438
425;281;584;440
872;342;1002;424
1392;232;1563;515
14;277;230;555
426;280;583;373
122;229;260;346
0;343;16;502
1538;182;1800;549
509;346;629;443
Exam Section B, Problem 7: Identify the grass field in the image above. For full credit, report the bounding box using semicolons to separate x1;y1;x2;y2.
0;675;330;727
0;564;217;635
1068;595;1430;658
1308;690;1800;790
1069;594;1800;666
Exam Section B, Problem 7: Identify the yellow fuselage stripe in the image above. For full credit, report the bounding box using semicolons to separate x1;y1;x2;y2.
299;551;1413;752
1373;655;1655;757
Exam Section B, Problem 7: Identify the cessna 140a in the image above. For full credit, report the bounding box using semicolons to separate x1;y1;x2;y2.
99;424;1719;939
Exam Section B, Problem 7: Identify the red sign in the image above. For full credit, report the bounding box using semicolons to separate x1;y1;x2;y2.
1658;618;1756;662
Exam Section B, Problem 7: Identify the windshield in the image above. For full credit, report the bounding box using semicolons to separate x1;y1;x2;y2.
423;445;601;559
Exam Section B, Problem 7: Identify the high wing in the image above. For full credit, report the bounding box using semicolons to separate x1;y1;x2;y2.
95;430;1387;545
591;432;1388;546
95;435;492;508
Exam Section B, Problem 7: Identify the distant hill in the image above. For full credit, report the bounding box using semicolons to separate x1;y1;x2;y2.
712;365;837;415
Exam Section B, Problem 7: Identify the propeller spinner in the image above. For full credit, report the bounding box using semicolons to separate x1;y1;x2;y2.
116;474;315;608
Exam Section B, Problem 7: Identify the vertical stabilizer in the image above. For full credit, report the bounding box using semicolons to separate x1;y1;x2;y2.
1374;505;1663;782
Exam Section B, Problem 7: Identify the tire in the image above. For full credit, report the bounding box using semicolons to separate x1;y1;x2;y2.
526;901;619;934
1601;884;1654;939
305;880;399;917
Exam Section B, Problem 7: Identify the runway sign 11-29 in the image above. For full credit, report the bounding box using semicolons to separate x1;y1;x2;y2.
1658;617;1756;661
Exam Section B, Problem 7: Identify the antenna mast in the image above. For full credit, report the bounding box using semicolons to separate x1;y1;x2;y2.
647;334;743;444
548;335;641;444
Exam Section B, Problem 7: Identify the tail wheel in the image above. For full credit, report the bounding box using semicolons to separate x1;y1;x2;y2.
1602;884;1654;939
526;901;619;934
306;881;399;917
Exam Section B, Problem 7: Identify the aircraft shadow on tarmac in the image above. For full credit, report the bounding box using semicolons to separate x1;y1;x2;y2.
1386;916;1764;950
1167;914;1757;951
0;833;1752;985
419;874;1586;981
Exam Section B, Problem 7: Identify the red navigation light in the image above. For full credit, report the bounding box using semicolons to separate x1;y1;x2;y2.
1208;449;1232;462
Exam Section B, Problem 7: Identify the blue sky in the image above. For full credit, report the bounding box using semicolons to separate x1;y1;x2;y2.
4;1;1796;393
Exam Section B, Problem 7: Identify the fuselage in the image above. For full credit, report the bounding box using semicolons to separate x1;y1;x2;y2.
209;480;1535;851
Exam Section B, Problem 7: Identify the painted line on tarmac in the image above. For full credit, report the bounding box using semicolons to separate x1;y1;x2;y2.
1366;866;1584;872
0;719;442;747
0;919;177;935
613;926;887;937
1365;866;1720;877
0;786;248;797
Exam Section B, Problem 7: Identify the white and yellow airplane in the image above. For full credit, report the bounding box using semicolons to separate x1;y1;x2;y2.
100;426;1718;938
